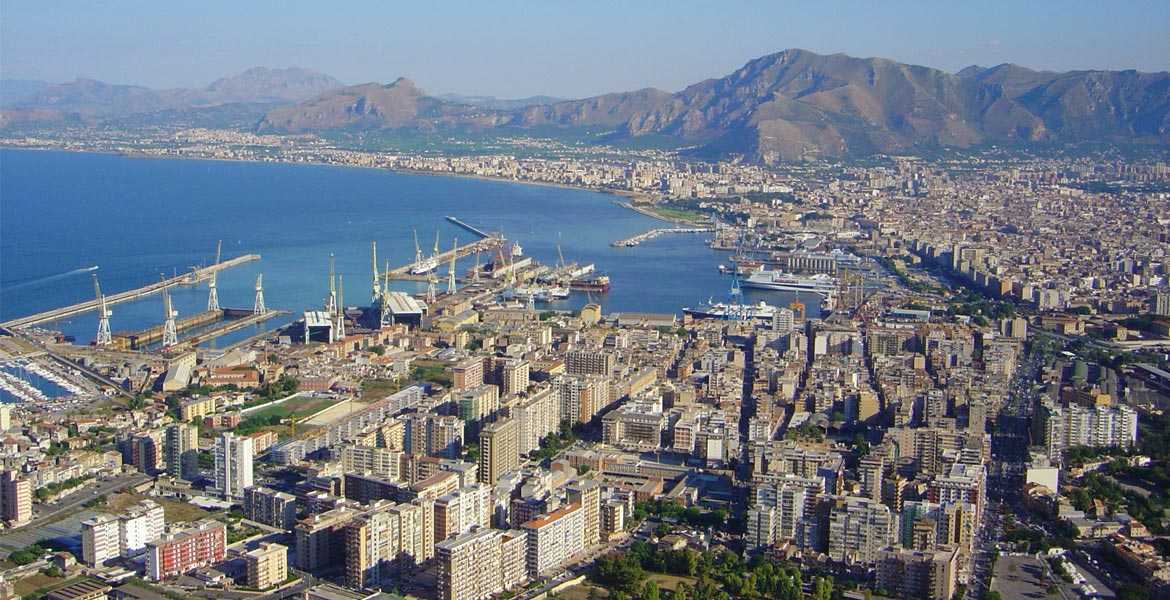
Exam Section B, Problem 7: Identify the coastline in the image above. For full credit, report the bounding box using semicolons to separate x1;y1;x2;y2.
0;143;682;223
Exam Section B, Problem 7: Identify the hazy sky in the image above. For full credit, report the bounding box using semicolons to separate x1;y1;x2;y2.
3;1;1169;98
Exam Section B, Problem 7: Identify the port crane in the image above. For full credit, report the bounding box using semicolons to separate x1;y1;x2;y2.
371;241;382;304
253;274;266;315
326;254;337;314
161;278;178;347
335;274;346;338
447;237;458;295
380;259;393;328
207;240;222;312
93;274;112;346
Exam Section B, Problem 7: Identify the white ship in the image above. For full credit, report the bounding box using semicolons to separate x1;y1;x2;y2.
742;270;837;294
409;258;439;275
683;300;778;321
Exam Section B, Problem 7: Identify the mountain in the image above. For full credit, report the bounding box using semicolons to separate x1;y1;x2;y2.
257;77;506;132
258;49;1170;161
435;93;566;111
1;67;343;126
205;67;344;104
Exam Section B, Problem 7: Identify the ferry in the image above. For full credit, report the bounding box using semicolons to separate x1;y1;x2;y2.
741;270;837;294
683;300;778;321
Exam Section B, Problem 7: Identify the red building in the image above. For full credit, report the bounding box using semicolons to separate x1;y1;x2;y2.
146;519;226;581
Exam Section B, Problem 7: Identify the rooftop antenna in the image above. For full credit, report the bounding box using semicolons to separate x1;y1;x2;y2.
207;240;222;312
93;274;112;346
253;273;266;315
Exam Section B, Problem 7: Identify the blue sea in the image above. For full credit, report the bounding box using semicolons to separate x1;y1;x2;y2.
0;149;818;346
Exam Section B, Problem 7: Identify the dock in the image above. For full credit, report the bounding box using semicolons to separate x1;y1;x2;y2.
114;309;224;350
386;237;502;278
1;254;260;329
176;309;288;349
611;227;713;247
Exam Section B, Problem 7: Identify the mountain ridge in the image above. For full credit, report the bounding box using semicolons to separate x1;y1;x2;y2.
0;67;344;127
253;48;1170;161
5;50;1169;161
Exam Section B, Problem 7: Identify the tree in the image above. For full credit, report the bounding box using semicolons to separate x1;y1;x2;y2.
812;577;833;600
643;581;660;600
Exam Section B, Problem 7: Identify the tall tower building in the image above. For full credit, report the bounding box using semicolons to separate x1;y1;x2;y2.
81;514;121;567
214;432;254;500
165;422;200;480
501;359;530;396
0;470;31;525
478;418;520;485
859;456;885;502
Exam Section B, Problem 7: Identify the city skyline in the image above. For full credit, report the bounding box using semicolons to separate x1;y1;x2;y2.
3;1;1169;98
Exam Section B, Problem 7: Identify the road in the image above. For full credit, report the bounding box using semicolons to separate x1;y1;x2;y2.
965;350;1044;600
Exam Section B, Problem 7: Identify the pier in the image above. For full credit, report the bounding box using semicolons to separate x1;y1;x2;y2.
611;227;713;247
1;254;260;329
445;215;494;239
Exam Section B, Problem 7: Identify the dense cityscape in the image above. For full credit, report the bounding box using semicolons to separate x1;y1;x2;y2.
0;122;1168;600
3;4;1170;600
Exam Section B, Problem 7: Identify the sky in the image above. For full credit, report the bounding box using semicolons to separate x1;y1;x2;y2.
3;1;1169;99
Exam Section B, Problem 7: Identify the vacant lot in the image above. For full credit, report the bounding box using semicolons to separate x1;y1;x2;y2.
361;379;401;401
106;493;213;523
249;394;339;421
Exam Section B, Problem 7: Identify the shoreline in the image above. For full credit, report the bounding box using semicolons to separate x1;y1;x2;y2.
0;143;682;224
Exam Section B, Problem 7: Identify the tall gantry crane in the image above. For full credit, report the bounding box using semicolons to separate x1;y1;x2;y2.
447;237;458;295
380;260;393;328
207;240;222;312
326;254;337;314
161;280;178;348
93;274;112;346
253;273;266;315
371;241;381;305
336;274;346;339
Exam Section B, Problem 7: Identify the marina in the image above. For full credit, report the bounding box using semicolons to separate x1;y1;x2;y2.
612;227;713;247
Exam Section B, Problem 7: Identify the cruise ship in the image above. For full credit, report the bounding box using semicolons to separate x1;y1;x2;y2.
741;270;837;294
683;300;778;321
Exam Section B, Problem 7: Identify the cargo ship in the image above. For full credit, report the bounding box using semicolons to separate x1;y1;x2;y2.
741;270;837;294
569;274;610;292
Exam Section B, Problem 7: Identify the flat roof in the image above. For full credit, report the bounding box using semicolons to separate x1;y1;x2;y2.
522;500;582;529
385;291;425;315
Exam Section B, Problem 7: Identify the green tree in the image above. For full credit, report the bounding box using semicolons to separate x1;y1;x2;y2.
643;580;660;600
813;577;833;600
